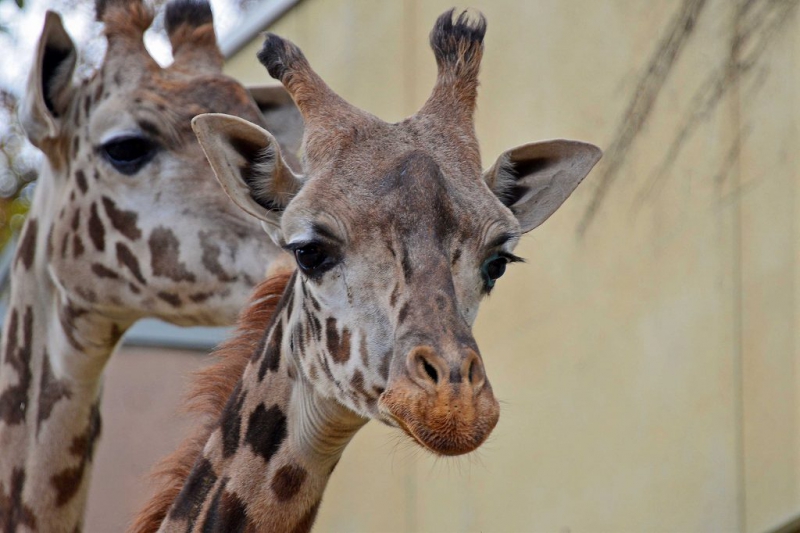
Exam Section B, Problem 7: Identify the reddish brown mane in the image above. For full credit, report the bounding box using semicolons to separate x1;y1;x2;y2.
129;269;294;533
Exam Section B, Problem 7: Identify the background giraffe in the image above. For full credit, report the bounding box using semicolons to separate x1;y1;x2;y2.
134;10;600;531
0;0;302;530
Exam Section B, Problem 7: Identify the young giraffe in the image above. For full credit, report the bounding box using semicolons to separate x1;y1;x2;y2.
134;10;601;532
0;0;301;531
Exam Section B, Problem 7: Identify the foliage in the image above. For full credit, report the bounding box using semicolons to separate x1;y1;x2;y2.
0;87;36;255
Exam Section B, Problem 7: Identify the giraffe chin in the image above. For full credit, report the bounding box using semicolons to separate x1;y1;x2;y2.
377;381;500;456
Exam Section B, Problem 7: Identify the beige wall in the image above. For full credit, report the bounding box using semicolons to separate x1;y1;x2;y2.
222;1;799;531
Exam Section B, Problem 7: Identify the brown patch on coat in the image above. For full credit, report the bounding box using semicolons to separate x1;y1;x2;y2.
88;203;105;251
0;468;36;531
0;307;33;425
257;321;282;380
36;351;73;435
59;302;88;351
15;218;37;271
326;318;351;364
270;464;307;502
91;263;118;280
198;231;236;282
75;170;88;194
199;482;251;532
157;291;182;308
102;196;142;241
189;291;213;303
51;401;102;506
72;235;85;258
130;269;294;533
148;227;196;282
116;242;147;285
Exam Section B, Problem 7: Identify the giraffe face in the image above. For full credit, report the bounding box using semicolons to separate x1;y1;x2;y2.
195;11;601;456
20;4;292;326
275;142;519;455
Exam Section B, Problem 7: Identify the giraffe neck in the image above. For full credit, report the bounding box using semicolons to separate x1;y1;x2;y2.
159;279;366;533
0;170;128;532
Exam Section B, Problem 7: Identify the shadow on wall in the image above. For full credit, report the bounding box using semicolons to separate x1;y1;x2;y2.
578;0;798;236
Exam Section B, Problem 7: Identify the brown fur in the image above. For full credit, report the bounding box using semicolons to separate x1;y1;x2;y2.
129;268;294;533
98;0;153;38
169;24;217;54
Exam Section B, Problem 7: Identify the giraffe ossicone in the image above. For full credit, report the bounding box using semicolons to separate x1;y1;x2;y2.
0;0;303;530
136;8;601;532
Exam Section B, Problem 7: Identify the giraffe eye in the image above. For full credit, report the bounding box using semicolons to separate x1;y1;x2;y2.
295;244;325;270
481;252;522;292
481;255;508;289
293;243;339;277
100;136;158;175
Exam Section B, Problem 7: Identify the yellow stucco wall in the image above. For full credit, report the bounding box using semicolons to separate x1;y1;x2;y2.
224;1;799;531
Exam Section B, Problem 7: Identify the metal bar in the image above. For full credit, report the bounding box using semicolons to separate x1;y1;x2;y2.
218;0;304;58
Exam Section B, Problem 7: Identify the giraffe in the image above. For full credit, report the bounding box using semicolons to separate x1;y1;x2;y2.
0;0;302;531
133;9;602;532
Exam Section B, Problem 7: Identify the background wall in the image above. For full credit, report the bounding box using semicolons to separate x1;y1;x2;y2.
223;0;798;531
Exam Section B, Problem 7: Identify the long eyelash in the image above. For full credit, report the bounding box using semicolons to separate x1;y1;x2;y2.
499;252;525;264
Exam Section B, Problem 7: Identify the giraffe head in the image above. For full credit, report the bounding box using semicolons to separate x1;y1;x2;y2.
17;0;293;327
194;10;601;456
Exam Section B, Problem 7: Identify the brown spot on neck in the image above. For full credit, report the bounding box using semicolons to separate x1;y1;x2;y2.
0;468;37;530
270;464;308;502
15;218;38;271
130;271;295;533
51;401;102;506
0;307;34;425
36;351;73;435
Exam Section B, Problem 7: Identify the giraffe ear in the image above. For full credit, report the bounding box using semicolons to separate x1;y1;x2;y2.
483;140;602;233
192;113;304;245
19;11;77;150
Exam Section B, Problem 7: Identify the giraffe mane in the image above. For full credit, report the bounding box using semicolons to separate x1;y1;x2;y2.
129;268;295;533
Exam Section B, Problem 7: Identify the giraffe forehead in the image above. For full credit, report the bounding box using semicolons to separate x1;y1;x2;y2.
149;73;258;113
288;150;513;246
86;71;262;148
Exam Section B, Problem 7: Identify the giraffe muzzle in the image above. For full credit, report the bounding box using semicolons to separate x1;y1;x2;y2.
378;345;500;456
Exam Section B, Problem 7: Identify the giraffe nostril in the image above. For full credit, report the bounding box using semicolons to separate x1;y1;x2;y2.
422;359;439;384
463;350;485;389
407;347;444;389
